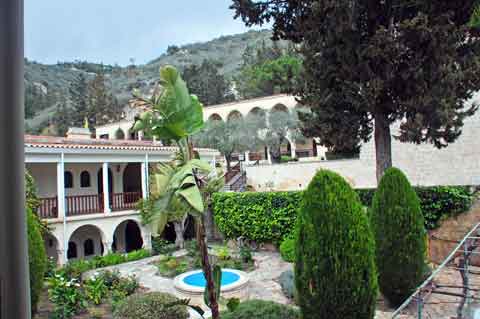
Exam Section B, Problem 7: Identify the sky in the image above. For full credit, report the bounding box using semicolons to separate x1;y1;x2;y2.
25;0;266;66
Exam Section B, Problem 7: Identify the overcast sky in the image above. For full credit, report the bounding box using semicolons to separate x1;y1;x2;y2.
25;1;266;66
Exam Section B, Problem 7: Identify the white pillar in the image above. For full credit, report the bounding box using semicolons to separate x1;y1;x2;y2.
267;147;272;164
141;160;148;200
102;162;111;213
290;142;296;158
56;161;66;219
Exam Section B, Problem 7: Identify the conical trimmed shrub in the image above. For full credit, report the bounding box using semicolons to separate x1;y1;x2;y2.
370;167;427;306
295;170;377;319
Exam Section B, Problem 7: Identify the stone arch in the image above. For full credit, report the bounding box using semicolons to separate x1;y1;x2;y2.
115;128;126;140
44;233;59;263
227;110;243;122
208;113;223;122
112;219;144;253
271;103;289;114
68;224;106;260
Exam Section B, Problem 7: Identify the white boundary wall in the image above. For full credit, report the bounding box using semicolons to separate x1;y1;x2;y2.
247;98;480;190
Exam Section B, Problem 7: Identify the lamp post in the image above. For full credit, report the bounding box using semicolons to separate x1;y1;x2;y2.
0;0;31;318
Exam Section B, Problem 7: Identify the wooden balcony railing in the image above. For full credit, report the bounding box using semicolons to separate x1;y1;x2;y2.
38;191;143;219
111;192;142;212
66;194;103;216
38;196;58;219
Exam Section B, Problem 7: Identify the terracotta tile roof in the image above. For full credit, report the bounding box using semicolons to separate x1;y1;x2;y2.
24;135;217;153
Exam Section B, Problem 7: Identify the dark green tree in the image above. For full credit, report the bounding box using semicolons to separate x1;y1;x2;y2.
231;1;480;182
370;167;427;307
25;171;47;314
236;41;301;99
88;71;123;126
193;118;250;170
68;72;90;127
295;170;377;319
52;97;74;137
182;60;235;106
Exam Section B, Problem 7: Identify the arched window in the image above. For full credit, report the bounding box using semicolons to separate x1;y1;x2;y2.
67;242;77;259
80;171;91;188
84;239;95;256
64;171;73;188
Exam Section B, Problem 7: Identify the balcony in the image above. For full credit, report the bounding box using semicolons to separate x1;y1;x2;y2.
37;192;142;219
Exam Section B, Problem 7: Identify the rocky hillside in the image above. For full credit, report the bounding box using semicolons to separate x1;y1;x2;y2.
25;29;279;132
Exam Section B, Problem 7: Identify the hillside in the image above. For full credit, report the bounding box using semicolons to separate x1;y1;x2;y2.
25;29;281;132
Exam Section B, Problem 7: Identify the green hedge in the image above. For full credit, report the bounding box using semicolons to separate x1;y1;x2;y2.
213;192;301;244
213;186;473;243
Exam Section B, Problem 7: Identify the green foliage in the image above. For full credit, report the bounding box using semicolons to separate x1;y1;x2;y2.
182;59;235;106
27;208;48;313
213;191;301;243
156;256;191;278
213;186;473;243
295;170;377;319
47;275;86;318
279;270;296;300
370;167;427;306
151;237;176;255
279;236;295;263
226;298;241;312
60;249;151;280
222;300;300;319
84;276;109;305
113;292;189;319
232;0;480;178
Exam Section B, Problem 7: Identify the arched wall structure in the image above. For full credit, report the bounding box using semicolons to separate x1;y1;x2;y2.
45;213;152;265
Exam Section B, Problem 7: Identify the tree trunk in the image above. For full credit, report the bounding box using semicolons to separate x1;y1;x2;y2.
374;113;392;183
225;156;231;171
173;218;186;249
196;215;220;319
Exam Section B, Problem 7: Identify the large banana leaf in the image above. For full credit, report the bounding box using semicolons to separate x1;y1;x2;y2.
133;66;204;142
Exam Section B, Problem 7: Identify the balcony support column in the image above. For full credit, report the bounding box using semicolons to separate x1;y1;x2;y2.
141;154;149;200
102;163;111;213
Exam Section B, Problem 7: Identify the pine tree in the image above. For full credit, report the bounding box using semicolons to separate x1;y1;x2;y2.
231;1;480;182
182;60;235;106
88;71;122;126
68;72;90;127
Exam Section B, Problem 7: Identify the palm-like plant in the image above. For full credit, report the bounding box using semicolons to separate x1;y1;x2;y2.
133;66;223;318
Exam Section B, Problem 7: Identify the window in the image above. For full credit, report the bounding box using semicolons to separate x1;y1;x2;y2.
84;239;95;256
80;171;91;188
67;242;77;259
64;171;73;188
99;134;109;139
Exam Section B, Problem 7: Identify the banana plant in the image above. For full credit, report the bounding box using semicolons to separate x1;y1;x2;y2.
133;65;223;319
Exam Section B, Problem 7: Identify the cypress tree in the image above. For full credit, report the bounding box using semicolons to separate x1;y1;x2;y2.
370;167;427;306
295;170;377;319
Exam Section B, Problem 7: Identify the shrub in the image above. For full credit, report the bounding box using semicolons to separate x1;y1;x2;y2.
113;292;189;319
47;275;86;318
279;270;296;300
295;170;377;319
27;208;48;313
152;237;176;255
84;276;109;305
222;300;299;319
213;192;301;243
279;236;295;263
213;186;473;243
370;167;427;306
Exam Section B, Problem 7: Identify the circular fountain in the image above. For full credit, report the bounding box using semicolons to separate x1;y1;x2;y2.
173;268;249;305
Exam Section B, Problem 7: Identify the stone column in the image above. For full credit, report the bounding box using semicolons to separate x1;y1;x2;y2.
56;160;66;219
102;162;111;213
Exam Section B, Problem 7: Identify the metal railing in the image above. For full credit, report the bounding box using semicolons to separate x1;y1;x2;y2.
392;222;480;319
